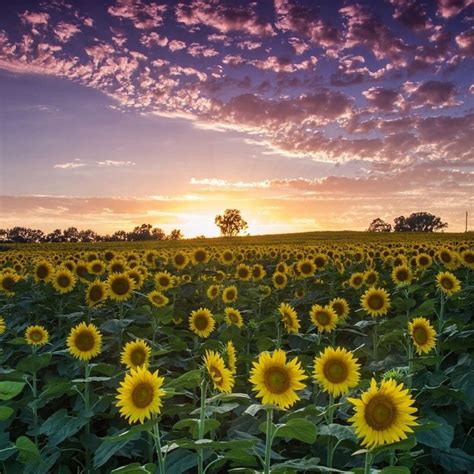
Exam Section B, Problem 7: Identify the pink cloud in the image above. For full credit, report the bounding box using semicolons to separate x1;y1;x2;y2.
108;0;167;29
168;39;186;51
390;0;434;32
436;0;473;18
140;32;168;48
19;11;50;25
456;28;474;56
404;80;459;108
54;22;81;42
187;43;219;58
288;37;310;55
362;87;405;111
176;0;274;36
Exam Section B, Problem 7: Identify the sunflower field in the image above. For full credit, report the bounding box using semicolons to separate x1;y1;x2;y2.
0;232;473;473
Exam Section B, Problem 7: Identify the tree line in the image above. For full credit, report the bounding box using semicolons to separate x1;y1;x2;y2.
0;224;183;244
368;212;448;232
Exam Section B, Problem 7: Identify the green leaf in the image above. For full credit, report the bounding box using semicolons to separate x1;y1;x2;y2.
165;449;199;474
381;468;411;474
15;436;40;464
16;353;52;374
173;418;220;438
272;458;345;472
416;414;453;449
412;298;436;316
272;418;317;444
318;424;357;442
164;370;201;391
175;438;255;451
0;381;26;400
0;406;14;421
94;433;141;469
432;448;474;472
39;409;88;446
111;463;156;473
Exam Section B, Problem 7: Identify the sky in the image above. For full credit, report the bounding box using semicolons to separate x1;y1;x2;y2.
0;0;473;237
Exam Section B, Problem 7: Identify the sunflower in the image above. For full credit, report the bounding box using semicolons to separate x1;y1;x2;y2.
0;316;5;335
408;317;437;355
206;284;220;300
148;290;169;308
329;297;350;321
108;258;127;274
107;273;135;301
235;263;252;281
251;264;266;281
416;253;432;270
349;272;365;289
0;272;19;296
249;349;307;409
121;339;151;370
116;366;165;424
189;308;215;338
364;270;378;286
348;378;417;448
313;347;360;397
294;288;305;299
25;325;49;346
85;280;108;308
172;251;189;270
314;253;328;270
88;259;106;275
155;271;176;291
310;304;338;333
67;322;102;361
361;287;391;317
224;307;243;328
461;250;474;270
391;265;412;287
51;268;77;294
192;248;209;265
222;285;238;304
278;303;300;334
34;260;54;282
297;259;316;278
226;341;237;374
437;248;458;269
75;261;90;281
203;350;235;393
220;249;235;265
436;271;461;296
272;272;288;289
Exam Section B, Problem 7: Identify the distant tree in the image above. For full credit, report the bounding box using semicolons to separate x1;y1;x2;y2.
367;218;392;232
111;230;128;241
151;227;166;241
62;227;80;242
45;229;64;242
4;227;44;243
0;229;7;242
394;212;448;232
215;209;248;237
128;223;153;241
167;229;183;240
79;229;99;242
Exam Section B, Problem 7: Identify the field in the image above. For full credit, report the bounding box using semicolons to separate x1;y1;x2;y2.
0;232;473;473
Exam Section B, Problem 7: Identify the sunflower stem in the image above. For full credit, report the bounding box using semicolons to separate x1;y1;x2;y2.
407;340;414;388
152;419;166;474
84;361;91;473
31;346;38;447
373;321;378;362
327;394;335;468
364;450;373;474
263;407;273;474
435;293;445;371
198;378;208;474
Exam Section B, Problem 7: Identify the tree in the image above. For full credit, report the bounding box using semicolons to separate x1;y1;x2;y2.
151;227;166;241
128;223;153;241
62;227;80;242
367;218;392;232
167;229;183;240
393;212;448;232
215;209;248;237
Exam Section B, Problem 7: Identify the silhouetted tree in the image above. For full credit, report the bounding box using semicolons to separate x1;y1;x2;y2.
167;229;183;240
79;229;99;242
394;212;448;232
111;230;128;241
45;229;64;242
215;209;248;237
63;227;80;242
367;218;392;232
151;227;166;241
4;227;44;243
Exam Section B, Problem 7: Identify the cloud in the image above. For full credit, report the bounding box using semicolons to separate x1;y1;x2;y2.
53;160;136;169
108;0;166;29
54;160;86;169
19;11;50;25
390;0;434;32
96;160;136;167
456;28;474;56
436;0;473;18
403;80;459;108
140;32;168;48
362;87;405;111
54;22;81;42
175;0;274;36
168;39;186;51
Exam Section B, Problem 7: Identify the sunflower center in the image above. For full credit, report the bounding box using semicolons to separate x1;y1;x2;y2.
130;348;146;366
111;278;130;295
77;266;88;277
315;257;325;267
195;251;206;262
332;303;344;316
229;313;239;324
175;254;185;265
464;253;474;264
264;367;290;394
57;275;71;288
75;331;95;352
301;263;312;274
419;256;429;266
353;276;363;286
281;312;292;326
275;275;284;285
365;395;396;431
226;290;235;300
30;330;43;342
323;360;348;384
316;311;330;326
367;294;384;310
440;277;453;290
37;266;48;279
92;264;102;273
89;285;104;302
366;274;376;284
238;269;248;278
194;314;209;330
132;383;154;408
440;252;451;263
159;277;169;287
413;326;428;345
2;277;15;291
152;294;164;304
209;366;223;383
396;270;409;281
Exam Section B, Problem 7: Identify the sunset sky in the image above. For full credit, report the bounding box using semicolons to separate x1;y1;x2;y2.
0;0;473;236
